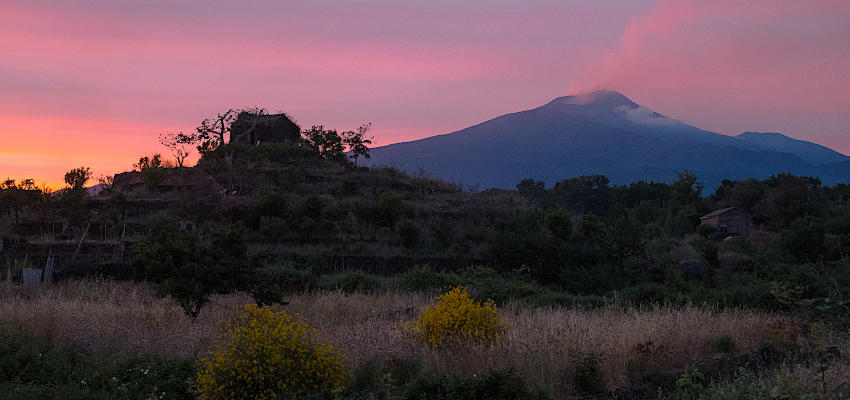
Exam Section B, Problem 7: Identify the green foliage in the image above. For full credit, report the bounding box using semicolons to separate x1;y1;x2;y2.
707;335;736;354
396;266;460;292
544;209;572;240
342;123;373;166
64;167;92;190
340;358;421;399
376;191;405;224
0;330;194;400
676;369;706;399
302;125;346;161
696;223;717;238
249;265;318;306
782;215;827;262
516;178;546;201
132;217;258;318
134;154;167;190
259;215;288;237
671;170;704;207
395;218;420;248
570;351;604;395
320;271;386;293
402;370;550;400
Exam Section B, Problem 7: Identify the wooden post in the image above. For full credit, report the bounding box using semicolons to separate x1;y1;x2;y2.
43;252;54;284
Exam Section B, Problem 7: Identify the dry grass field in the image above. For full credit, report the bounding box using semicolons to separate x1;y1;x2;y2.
0;278;814;398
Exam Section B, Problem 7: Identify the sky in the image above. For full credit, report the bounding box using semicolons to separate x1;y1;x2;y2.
1;0;848;188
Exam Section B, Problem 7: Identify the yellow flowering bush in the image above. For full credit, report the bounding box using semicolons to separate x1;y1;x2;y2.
196;304;349;399
416;285;508;346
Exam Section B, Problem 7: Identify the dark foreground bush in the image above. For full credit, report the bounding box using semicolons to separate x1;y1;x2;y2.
0;330;194;400
319;270;387;293
402;370;550;400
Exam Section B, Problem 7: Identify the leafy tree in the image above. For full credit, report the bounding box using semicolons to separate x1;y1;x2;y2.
134;154;167;190
551;175;611;216
782;215;827;263
132;218;258;319
64;167;91;190
395;218;419;248
301;125;345;161
61;168;92;226
0;178;39;224
671;170;703;207
342;123;373;166
756;174;826;229
516;178;546;201
544;209;572;240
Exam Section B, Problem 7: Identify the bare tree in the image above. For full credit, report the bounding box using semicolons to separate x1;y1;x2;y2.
159;131;192;167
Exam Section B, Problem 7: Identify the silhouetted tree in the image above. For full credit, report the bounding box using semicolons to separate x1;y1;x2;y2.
134;154;167;190
159;131;192;167
342;123;373;166
301;125;345;161
133;218;258;319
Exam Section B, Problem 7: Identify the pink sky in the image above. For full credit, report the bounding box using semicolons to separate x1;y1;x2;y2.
1;0;848;188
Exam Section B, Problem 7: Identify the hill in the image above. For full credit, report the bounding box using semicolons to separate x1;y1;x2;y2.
364;90;850;191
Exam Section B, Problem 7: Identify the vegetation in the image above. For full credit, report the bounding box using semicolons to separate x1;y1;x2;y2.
196;304;348;399
416;286;507;346
2;108;850;398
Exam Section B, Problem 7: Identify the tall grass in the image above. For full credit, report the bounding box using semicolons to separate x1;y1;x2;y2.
0;279;797;398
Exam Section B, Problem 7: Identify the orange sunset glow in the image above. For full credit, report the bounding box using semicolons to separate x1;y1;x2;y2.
2;0;849;187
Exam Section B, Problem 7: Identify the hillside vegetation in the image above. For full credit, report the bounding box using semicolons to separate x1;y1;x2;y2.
1;110;849;398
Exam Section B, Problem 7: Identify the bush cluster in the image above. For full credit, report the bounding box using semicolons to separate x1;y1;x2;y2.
196;304;349;399
416;286;508;346
0;330;194;400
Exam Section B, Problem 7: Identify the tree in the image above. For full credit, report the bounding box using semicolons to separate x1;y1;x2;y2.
193;109;237;154
671;170;703;207
341;123;373;166
0;178;39;224
64;167;91;190
133;218;258;319
516;178;546;201
134;154;167;190
62;168;92;226
159;131;192;167
301;125;345;161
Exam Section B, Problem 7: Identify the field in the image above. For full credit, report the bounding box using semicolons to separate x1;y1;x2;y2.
3;278;847;399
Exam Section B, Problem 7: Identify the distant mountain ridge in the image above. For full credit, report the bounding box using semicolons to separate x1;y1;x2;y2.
364;91;850;191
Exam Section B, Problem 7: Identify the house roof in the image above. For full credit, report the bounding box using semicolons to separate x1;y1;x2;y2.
700;207;738;219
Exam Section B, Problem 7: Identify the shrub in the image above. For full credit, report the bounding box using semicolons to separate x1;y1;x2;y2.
395;218;420;248
544;209;573;240
376;191;405;224
396;265;459;292
696;223;716;238
196;304;349;400
402;370;550;400
570;351;604;395
0;330;194;400
248;266;317;306
706;335;736;354
416;286;507;346
259;215;288;237
320;271;385;293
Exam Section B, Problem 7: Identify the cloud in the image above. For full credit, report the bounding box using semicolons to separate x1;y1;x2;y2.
574;0;850;152
614;105;681;127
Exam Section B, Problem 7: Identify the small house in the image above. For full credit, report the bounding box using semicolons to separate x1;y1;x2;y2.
699;207;753;234
230;112;301;145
